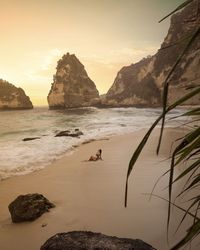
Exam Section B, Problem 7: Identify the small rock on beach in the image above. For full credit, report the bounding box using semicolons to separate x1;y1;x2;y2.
8;193;55;223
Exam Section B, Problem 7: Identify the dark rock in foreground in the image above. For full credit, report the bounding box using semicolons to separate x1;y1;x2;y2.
22;137;41;141
55;129;83;138
8;193;55;223
40;231;155;250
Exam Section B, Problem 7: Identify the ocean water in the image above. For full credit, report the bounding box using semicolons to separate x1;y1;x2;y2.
0;106;186;180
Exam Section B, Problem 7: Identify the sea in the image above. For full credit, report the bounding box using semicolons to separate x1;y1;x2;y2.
0;106;187;180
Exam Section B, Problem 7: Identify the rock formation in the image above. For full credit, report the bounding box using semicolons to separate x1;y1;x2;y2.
55;129;83;137
48;53;100;109
0;79;33;110
22;137;41;141
40;231;155;250
105;0;200;107
8;193;55;223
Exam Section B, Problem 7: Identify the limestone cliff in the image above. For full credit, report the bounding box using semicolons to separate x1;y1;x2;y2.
105;0;200;107
0;79;33;110
48;53;100;109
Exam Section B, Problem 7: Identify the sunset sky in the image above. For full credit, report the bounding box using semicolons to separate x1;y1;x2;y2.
0;0;183;106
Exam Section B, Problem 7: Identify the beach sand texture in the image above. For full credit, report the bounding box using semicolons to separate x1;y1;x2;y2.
0;128;197;250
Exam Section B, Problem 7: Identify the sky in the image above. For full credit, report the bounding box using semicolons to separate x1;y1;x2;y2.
0;0;183;106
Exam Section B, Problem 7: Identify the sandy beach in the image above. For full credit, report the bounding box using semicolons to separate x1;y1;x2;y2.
0;128;197;250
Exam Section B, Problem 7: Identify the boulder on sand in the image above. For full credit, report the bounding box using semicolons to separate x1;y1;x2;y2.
8;193;55;223
40;231;156;250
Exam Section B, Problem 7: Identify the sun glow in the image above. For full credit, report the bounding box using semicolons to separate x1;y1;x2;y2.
0;0;181;106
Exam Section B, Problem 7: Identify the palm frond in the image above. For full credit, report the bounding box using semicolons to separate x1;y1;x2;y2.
159;0;195;23
157;26;200;155
126;1;200;249
171;220;200;250
125;86;200;207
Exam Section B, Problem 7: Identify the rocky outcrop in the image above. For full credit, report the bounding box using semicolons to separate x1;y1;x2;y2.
105;57;161;107
40;231;155;250
8;193;55;223
55;129;83;137
0;79;33;110
22;137;41;141
105;0;200;107
48;53;100;109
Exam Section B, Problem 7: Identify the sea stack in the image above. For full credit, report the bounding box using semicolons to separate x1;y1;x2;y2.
47;53;100;109
0;79;33;110
105;0;200;107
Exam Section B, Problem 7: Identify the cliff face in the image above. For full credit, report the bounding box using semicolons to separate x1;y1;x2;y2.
105;0;200;107
0;79;33;110
48;53;100;109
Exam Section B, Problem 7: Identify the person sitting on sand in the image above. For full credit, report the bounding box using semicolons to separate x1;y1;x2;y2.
89;149;102;161
96;149;102;160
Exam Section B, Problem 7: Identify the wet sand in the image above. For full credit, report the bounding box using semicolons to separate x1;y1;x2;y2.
0;128;197;250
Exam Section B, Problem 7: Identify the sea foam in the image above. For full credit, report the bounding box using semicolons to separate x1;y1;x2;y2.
0;107;186;180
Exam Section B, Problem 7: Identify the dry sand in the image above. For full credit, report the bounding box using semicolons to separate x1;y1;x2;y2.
0;128;198;250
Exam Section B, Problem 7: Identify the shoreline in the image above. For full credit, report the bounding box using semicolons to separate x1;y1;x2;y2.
0;127;197;250
0;106;190;181
0;124;179;181
0;126;153;181
0;136;111;182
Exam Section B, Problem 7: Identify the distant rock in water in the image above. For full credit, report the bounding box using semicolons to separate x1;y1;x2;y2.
22;137;40;141
0;79;33;110
55;129;83;138
105;0;200;107
47;53;100;109
40;231;155;250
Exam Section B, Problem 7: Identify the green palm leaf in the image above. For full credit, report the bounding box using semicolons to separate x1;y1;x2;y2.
125;86;200;207
125;1;200;249
157;25;200;155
